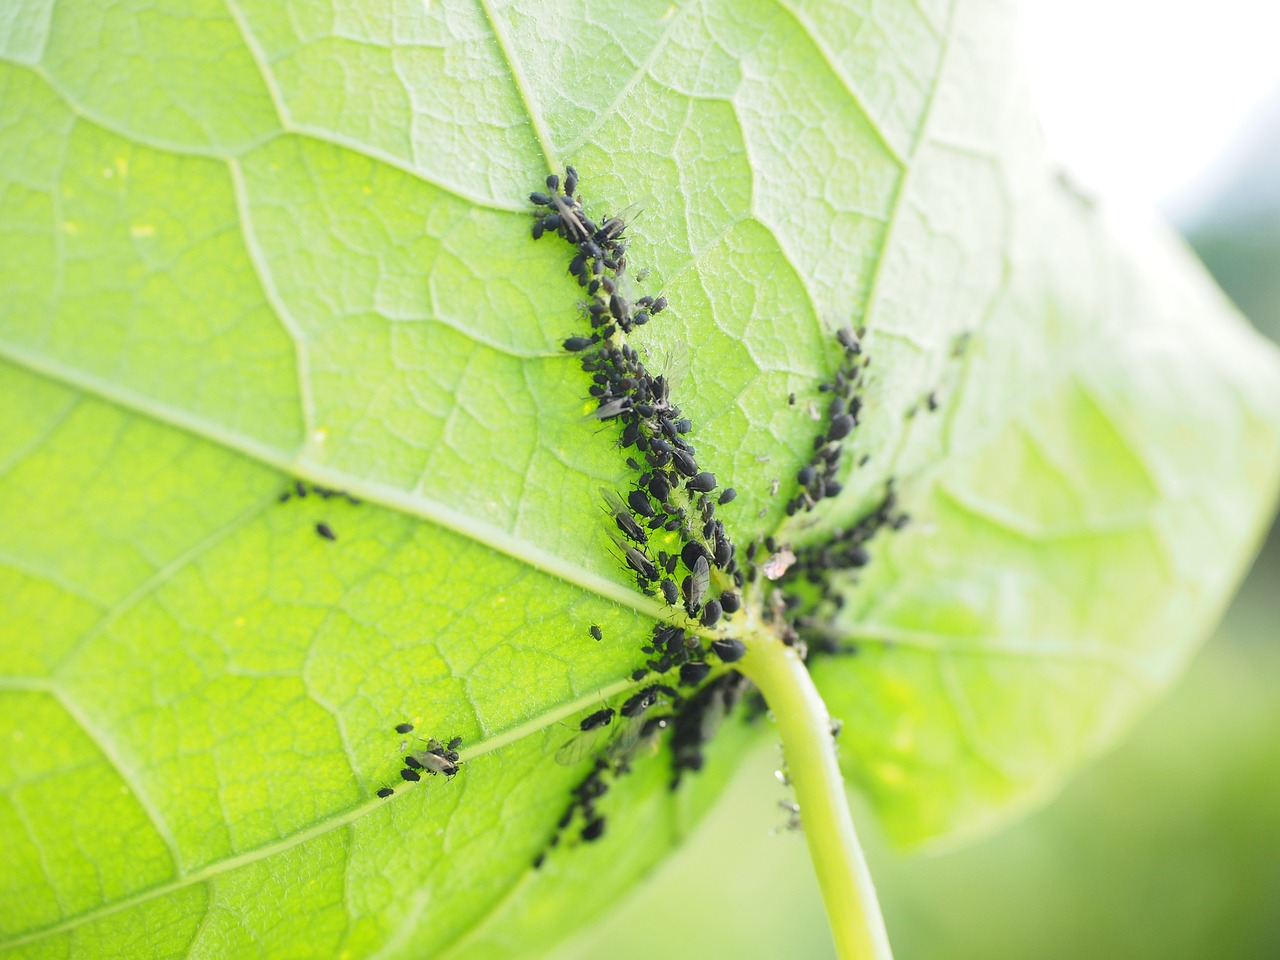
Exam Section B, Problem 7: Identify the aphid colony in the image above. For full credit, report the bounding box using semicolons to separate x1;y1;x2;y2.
531;168;743;629
277;480;361;541
375;722;463;799
784;326;870;517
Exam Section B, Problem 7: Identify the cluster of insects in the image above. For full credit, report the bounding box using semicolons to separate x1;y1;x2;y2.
277;480;361;542
375;722;463;799
524;167;920;865
784;327;871;517
531;169;745;629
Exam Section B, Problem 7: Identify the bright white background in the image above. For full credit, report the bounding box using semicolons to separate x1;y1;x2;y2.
1018;0;1280;220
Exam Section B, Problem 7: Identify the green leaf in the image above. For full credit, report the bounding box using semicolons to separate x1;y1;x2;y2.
0;1;1277;958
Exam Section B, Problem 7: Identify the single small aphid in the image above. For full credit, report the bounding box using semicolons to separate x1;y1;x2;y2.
400;768;421;782
529;191;552;206
564;165;578;196
700;598;722;628
683;555;710;616
671;449;697;477
679;661;711;686
601;489;648;544
377;786;395;799
687;471;716;493
590;624;603;641
394;722;414;734
418;752;458;777
563;335;598;352
710;638;746;662
717;487;737;505
404;754;424;770
546;173;560;192
447;736;463;751
315;522;336;541
719;591;741;614
627;488;656;518
660;578;680;606
581;817;606;842
622;543;659;581
827;414;854;441
580;707;616;731
681;540;711;571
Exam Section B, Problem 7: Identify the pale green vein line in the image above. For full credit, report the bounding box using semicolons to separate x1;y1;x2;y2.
0;676;642;951
52;495;278;676
770;0;910;168
474;0;559;173
290;127;526;213
22;62;283;159
0;395;79;478
225;156;317;444
51;688;186;875
220;0;290;129
856;0;956;332
0;677;55;691
558;0;695;157
0;341;674;627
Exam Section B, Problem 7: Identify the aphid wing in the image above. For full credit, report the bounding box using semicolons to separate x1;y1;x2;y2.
554;726;607;766
603;715;646;762
613;195;654;227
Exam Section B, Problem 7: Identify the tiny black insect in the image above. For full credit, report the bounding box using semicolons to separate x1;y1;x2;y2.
710;638;746;662
679;661;711;686
590;624;603;641
827;414;854;441
687;471;716;493
315;522;336;541
700;598;723;628
627;489;655;518
377;786;395;799
404;754;424;770
580;707;616;731
400;768;421;782
563;335;597;352
660;578;680;606
717;487;737;505
581;817;606;842
447;736;463;751
564;166;578;196
394;722;414;734
719;591;741;614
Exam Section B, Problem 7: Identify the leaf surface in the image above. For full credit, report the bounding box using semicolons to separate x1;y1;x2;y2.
1;0;1278;956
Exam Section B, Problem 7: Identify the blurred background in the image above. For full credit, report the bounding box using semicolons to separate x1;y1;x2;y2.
548;1;1280;957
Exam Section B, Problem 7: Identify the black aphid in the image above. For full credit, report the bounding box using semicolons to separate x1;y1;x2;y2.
679;661;711;686
660;578;680;605
377;787;394;799
447;736;463;751
394;722;414;734
700;599;722;628
590;624;603;641
315;522;336;541
718;487;737;505
564;166;578;195
564;335;597;352
710;638;746;662
400;768;421;782
580;708;615;731
719;591;741;614
581;817;606;842
827;414;854;441
687;471;716;493
404;754;424;769
627;489;655;518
